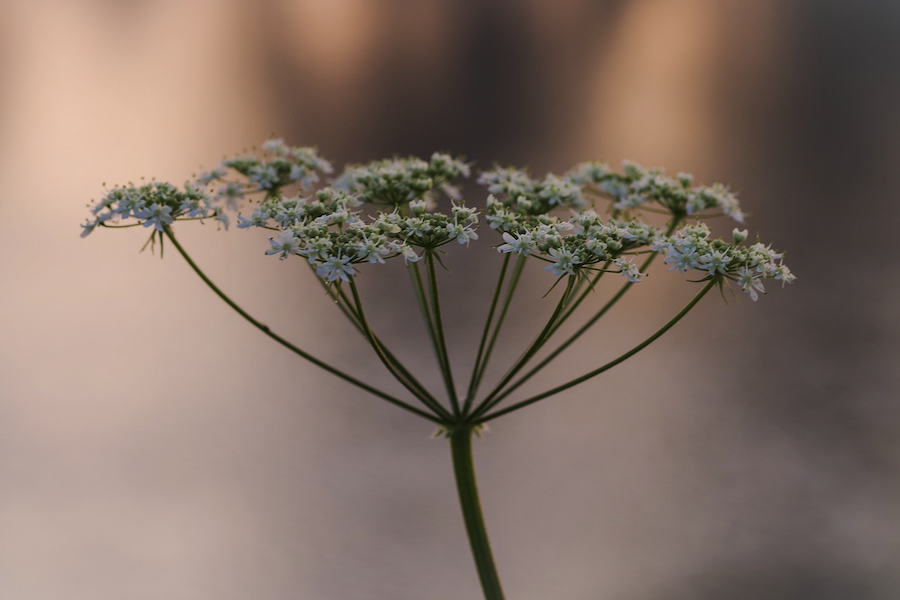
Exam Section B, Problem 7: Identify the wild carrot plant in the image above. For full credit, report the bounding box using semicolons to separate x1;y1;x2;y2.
83;139;794;599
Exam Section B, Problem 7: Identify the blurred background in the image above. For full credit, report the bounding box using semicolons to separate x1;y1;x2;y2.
1;1;898;599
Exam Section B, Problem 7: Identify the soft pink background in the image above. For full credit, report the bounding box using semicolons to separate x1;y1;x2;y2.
1;2;897;599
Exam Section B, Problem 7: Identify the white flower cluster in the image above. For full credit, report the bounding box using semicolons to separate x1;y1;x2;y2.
493;202;657;281
570;160;745;222
80;180;222;237
217;138;334;193
652;224;796;301
231;151;478;282
480;165;656;282
479;160;786;296
81;139;333;237
336;153;471;206
477;167;588;215
479;160;744;223
243;188;480;282
84;139;792;299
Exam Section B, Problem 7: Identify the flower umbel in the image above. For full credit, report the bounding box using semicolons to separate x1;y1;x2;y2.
84;139;794;600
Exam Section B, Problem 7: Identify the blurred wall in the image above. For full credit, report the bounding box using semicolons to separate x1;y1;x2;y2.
1;1;898;599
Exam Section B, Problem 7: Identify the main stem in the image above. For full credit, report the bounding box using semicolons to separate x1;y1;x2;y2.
450;425;505;600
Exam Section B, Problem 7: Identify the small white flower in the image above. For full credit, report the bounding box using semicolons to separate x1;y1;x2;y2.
747;242;782;267
216;181;245;212
215;209;230;231
449;223;479;245
355;235;390;264
275;205;305;227
584;237;608;257
409;199;428;215
80;219;98;238
265;231;301;259
545;247;581;276
136;203;174;232
736;266;765;301
302;236;335;263
401;245;421;264
664;245;701;272
497;232;534;255
615;256;643;282
179;197;210;219
262;138;290;155
697;249;732;277
196;168;227;185
237;208;270;229
451;203;478;223
773;263;796;287
406;217;434;238
248;165;280;190
316;253;355;282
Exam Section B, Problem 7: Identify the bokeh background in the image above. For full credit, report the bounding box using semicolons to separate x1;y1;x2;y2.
1;1;898;599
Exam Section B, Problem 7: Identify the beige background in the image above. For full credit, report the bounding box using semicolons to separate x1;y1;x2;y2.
1;2;898;599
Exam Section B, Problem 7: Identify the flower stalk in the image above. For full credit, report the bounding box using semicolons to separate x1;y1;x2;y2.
477;278;717;423
162;227;443;424
450;424;505;600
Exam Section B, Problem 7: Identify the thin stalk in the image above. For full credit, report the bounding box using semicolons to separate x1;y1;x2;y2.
466;255;527;409
347;278;453;422
98;222;144;229
321;277;438;407
307;263;365;335
491;220;684;405
463;253;510;414
450;425;505;600
547;264;609;339
426;249;461;416
312;271;440;401
482;274;629;410
471;275;575;421
331;284;435;401
408;260;442;369
477;279;716;423
335;286;365;331
163;228;441;424
310;263;365;334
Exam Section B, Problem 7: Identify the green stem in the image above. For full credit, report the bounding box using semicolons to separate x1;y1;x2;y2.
311;263;365;334
547;263;608;339
425;249;461;416
347;278;453;422
450;425;505;600
477;278;716;422
464;253;510;414
337;283;437;406
488;220;684;407
313;274;436;407
481;274;628;411
409;260;440;353
163;228;442;424
465;255;527;410
471;274;576;420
